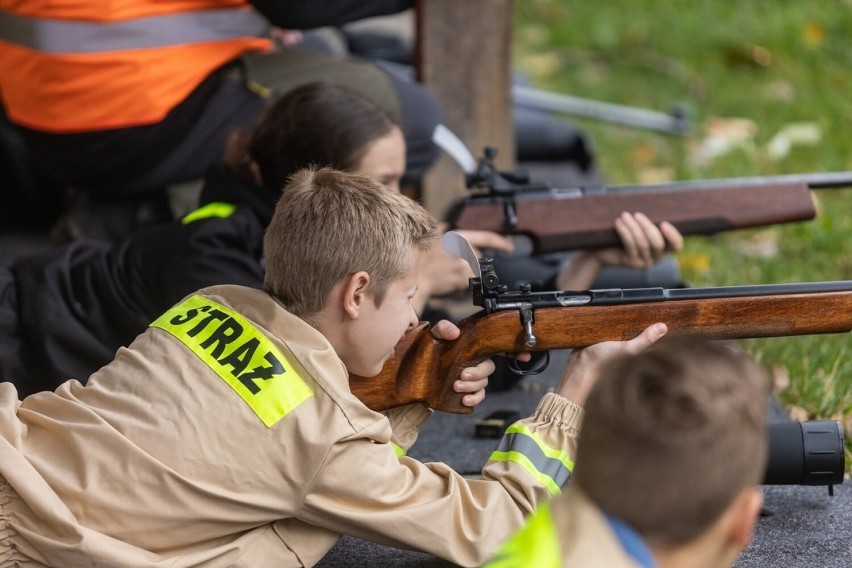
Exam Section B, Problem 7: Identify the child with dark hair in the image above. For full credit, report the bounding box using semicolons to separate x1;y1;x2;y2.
1;81;680;397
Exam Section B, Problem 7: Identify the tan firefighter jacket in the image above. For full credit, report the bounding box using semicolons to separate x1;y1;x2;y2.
0;285;582;567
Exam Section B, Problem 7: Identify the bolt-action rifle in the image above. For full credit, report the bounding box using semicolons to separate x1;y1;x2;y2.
349;232;852;415
442;144;852;254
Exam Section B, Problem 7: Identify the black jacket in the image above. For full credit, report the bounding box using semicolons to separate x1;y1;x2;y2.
5;166;277;395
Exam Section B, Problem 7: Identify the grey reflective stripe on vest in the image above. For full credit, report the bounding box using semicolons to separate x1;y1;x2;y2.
493;432;572;489
0;8;268;53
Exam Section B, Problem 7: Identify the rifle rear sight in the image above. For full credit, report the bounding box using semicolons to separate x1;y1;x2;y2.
466;146;532;194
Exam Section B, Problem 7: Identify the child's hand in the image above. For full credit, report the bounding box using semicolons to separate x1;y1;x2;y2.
556;214;684;291
431;320;531;407
555;322;668;406
430;320;490;407
593;213;683;269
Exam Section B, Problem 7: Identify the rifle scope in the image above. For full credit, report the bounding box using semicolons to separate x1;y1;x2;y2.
764;420;845;489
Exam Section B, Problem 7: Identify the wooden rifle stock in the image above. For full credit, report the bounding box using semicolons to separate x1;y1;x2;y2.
446;146;852;254
349;282;852;414
450;181;816;253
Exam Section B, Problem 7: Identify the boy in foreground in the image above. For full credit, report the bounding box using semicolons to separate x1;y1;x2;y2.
486;340;768;568
0;168;665;567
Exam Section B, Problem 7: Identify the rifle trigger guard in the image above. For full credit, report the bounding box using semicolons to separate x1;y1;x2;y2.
507;350;550;376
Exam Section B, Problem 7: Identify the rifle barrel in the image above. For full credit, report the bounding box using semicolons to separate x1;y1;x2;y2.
611;171;852;193
512;84;690;136
502;280;852;310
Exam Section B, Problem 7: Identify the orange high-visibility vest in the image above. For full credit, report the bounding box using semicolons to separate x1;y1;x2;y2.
0;1;273;132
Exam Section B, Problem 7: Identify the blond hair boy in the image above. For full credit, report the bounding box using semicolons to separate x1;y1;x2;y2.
0;168;664;567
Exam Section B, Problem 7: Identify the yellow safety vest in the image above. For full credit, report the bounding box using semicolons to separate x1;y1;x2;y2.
484;502;562;568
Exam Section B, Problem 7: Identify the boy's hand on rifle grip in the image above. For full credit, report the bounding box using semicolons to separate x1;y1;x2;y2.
555;323;668;407
431;320;530;408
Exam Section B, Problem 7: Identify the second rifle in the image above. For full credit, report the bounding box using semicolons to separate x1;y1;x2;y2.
447;146;852;254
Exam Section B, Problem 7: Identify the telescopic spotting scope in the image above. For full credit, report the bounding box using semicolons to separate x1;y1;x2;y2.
764;420;845;495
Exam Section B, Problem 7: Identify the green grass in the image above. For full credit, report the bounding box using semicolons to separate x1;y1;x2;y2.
513;1;852;470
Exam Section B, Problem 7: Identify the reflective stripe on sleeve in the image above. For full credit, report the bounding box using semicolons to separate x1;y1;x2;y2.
182;201;237;224
0;8;268;54
391;442;406;458
488;423;574;496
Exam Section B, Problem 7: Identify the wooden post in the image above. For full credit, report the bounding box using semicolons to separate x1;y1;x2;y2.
415;0;515;219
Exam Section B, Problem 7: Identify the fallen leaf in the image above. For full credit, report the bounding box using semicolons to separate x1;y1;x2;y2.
675;252;711;275
630;141;657;168
766;122;822;160
763;80;796;102
689;116;758;167
802;21;826;50
521;51;563;78
788;405;811;422
636;167;675;184
738;230;781;259
770;364;790;393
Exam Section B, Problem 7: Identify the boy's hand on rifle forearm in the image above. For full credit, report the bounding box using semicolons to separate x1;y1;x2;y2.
556;213;684;290
555;323;668;406
431;320;531;408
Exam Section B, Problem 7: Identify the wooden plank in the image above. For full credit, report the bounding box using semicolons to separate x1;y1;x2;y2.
414;0;515;219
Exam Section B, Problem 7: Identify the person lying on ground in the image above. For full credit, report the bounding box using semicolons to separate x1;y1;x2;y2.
0;167;667;567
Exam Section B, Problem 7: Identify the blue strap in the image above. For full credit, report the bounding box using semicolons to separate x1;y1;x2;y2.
605;514;657;568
